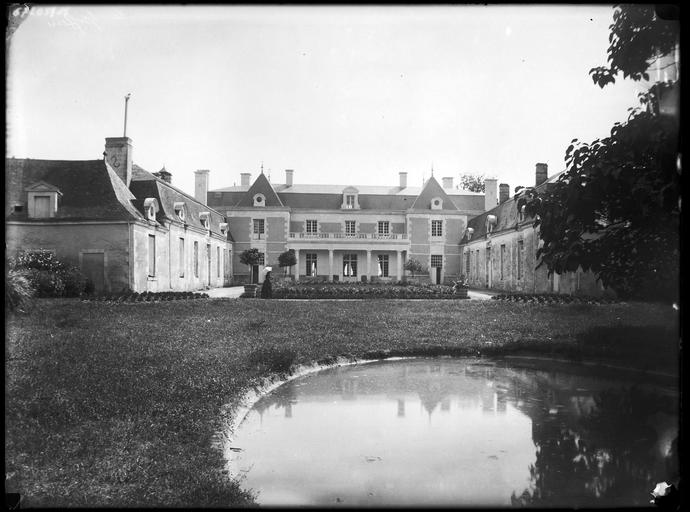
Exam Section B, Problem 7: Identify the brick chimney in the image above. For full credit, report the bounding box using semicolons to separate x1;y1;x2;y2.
399;171;407;188
484;178;498;211
285;169;294;187
442;177;454;189
153;167;172;184
536;163;548;186
104;137;132;187
240;173;251;187
194;170;209;203
499;183;510;204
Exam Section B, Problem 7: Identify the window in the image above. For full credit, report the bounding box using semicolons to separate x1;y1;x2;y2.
148;235;156;277
377;254;389;277
306;253;317;276
306;220;318;234
345;220;356;236
253;219;265;239
174;202;186;222
431;255;442;268
517;240;524;279
378;221;390;236
500;244;506;280
253;193;266;207
194;241;199;277
431;197;442;210
343;254;358;277
217;246;221;277
431;220;443;237
34;196;51;217
465;252;470;275
199;212;210;229
341;188;359;209
518;204;526;222
179;238;185;278
345;195;355;208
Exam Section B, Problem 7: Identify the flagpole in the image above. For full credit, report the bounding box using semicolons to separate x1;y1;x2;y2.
123;93;131;137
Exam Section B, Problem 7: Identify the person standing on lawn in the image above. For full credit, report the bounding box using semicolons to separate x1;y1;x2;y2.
261;267;273;299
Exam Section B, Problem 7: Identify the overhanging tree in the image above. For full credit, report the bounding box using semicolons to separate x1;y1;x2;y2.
239;248;262;283
522;4;679;301
459;173;486;193
278;249;297;276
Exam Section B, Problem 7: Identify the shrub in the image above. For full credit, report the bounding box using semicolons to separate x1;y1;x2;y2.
25;268;66;297
61;266;88;297
5;268;35;312
12;250;65;272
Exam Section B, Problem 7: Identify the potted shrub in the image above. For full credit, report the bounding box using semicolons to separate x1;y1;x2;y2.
452;275;470;298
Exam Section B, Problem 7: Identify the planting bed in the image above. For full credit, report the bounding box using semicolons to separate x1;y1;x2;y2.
271;281;468;299
491;293;619;304
81;291;210;303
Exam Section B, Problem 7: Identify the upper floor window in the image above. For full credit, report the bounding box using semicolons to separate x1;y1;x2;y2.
518;204;527;222
26;181;62;219
253;218;265;238
143;198;159;222
199;211;210;230
345;220;356;236
219;222;228;236
341;187;360;209
253;193;266;207
431;220;443;237
486;214;497;234
378;221;390;236
306;220;318;234
431;254;443;268
173;202;186;222
430;197;443;210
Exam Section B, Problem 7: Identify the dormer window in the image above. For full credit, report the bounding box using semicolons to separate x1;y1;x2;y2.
173;202;187;222
341;187;360;209
26;181;62;219
219;222;228;236
199;212;211;230
466;227;474;240
253;193;266;207
518;204;526;222
143;198;159;222
431;197;442;210
486;214;497;234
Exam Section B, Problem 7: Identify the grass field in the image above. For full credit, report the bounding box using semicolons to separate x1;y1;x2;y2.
5;298;679;506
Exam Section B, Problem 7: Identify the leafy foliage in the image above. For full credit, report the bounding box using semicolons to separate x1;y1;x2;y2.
5;268;35;312
589;4;678;87
239;248;261;267
10;250;90;298
277;249;296;270
459;173;486;193
403;258;426;278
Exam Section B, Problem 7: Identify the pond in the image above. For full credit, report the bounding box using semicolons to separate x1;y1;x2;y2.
226;357;679;507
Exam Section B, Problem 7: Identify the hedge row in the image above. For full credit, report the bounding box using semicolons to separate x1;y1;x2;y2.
271;283;468;300
491;293;619;304
82;291;210;303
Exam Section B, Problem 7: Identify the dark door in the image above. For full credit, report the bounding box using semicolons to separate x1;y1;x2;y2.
82;253;105;292
251;264;259;284
435;267;442;285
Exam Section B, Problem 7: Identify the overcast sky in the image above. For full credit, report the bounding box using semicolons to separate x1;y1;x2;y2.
7;4;647;196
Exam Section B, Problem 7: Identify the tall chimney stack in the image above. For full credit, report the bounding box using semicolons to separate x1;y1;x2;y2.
104;137;133;187
285;169;294;187
535;163;548;186
442;177;454;189
399;171;408;189
194;170;209;203
499;183;510;204
484;178;498;211
240;173;251;187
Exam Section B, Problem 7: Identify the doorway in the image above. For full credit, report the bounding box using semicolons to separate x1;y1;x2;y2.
81;252;105;292
251;264;259;284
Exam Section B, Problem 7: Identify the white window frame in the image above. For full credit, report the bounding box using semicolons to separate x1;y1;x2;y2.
377;221;390;236
431;220;443;237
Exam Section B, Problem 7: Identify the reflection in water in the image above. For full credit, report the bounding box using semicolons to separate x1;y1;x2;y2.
228;358;678;507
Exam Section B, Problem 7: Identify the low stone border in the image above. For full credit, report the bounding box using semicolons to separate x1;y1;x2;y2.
82;291;210;303
491;293;619;304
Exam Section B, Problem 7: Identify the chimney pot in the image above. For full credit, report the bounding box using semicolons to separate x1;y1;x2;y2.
499;183;510;204
194;170;210;204
240;173;251;187
399;171;408;188
536;163;548;186
484;178;498;211
285;169;294;187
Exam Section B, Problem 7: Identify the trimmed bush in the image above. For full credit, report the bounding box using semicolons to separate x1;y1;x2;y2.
25;268;66;297
61;266;88;297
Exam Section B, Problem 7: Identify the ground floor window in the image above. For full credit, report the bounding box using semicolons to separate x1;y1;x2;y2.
148;235;156;277
343;253;358;277
306;253;317;276
258;252;265;265
431;254;442;268
465;252;470;275
217;246;221;277
500;244;506;280
194;241;199;277
377;254;389;277
517;240;524;279
179;238;185;278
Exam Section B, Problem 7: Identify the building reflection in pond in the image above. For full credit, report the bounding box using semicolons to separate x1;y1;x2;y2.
229;358;678;507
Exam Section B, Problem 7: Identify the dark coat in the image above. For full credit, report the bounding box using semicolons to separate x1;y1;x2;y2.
260;271;273;298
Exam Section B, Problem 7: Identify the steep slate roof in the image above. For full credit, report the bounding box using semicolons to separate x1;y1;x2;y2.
410;176;458;211
208;177;485;212
235;172;284;207
5;158;144;221
462;171;564;242
131;164;229;237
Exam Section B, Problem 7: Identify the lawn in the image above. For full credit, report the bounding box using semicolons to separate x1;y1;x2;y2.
5;298;679;507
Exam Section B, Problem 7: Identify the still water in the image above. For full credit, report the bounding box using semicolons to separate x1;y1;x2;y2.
227;357;678;507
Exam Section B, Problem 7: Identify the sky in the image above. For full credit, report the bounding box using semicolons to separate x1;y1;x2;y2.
7;4;648;197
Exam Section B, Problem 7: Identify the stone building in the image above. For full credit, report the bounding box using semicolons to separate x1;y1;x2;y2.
202;170;487;284
459;164;609;296
5;137;232;293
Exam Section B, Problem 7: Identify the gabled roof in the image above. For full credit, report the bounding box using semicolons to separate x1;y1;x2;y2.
5;158;144;221
235;172;284;207
130;164;228;236
410;176;458;211
25;180;63;194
